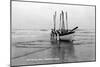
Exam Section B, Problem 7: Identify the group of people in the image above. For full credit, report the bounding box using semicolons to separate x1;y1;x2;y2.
51;29;64;40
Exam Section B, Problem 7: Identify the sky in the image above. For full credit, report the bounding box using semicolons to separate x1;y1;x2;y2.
12;1;95;30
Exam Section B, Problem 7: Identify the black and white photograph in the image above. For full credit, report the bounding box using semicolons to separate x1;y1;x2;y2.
11;0;96;66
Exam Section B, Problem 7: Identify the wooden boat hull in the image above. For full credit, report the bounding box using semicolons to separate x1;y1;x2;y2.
59;33;74;41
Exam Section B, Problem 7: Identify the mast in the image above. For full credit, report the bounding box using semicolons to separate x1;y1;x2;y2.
61;11;65;30
59;13;61;30
66;11;68;31
53;11;56;31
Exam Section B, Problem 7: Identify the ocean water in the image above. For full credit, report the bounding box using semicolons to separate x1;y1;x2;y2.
11;28;95;66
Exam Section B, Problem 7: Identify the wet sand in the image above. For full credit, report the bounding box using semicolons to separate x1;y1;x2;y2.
11;29;95;66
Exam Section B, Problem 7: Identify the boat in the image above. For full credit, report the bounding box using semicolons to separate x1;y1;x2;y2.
51;10;78;41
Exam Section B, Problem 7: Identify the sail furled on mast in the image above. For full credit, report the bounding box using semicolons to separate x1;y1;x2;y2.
53;11;56;31
66;11;68;31
59;13;62;30
53;11;68;31
61;11;65;30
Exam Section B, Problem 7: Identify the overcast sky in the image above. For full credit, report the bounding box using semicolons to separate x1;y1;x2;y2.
12;1;95;30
